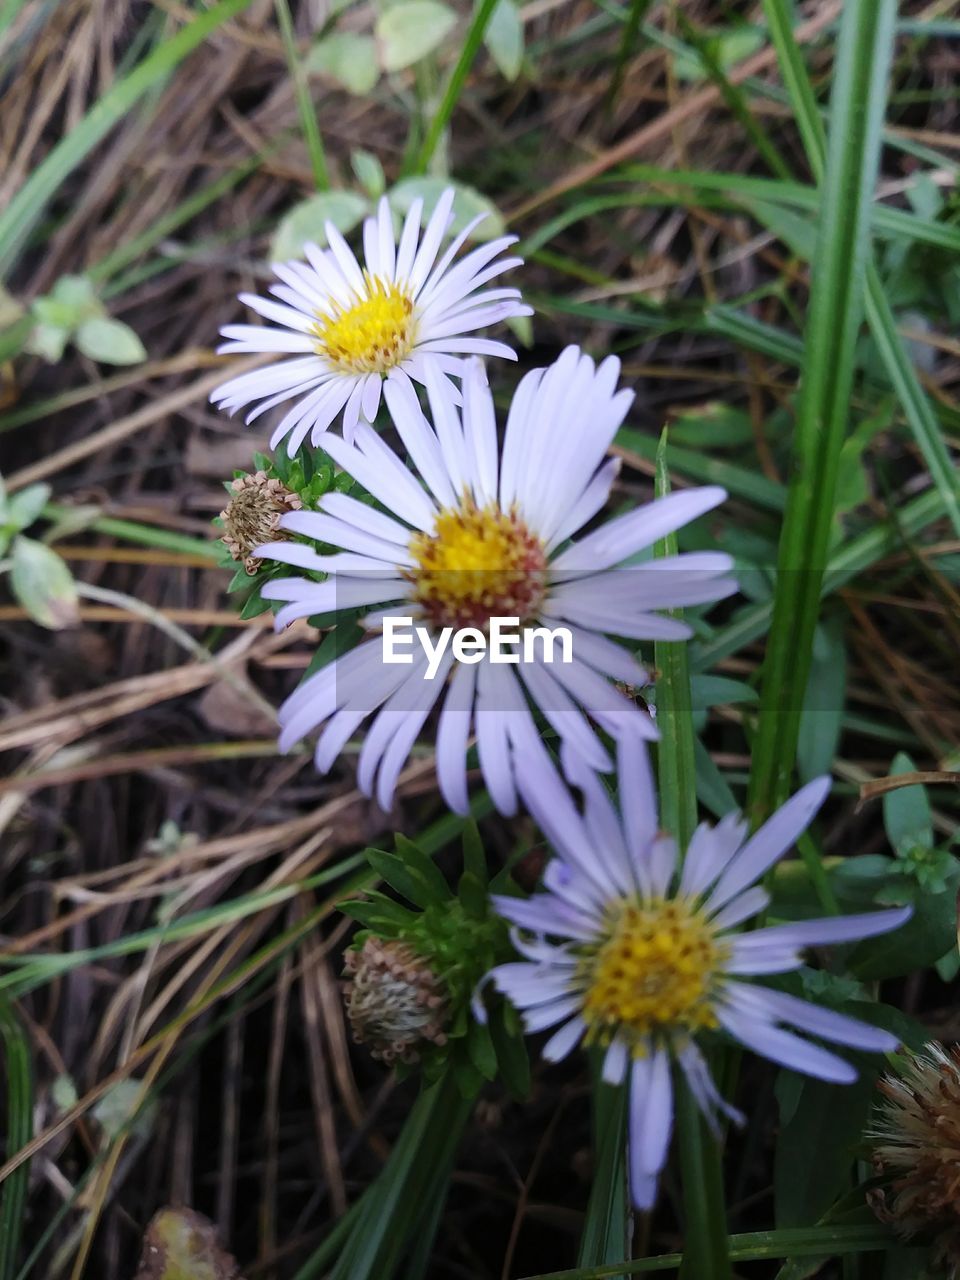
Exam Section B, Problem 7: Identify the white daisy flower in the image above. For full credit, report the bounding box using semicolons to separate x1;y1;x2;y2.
484;737;912;1210
211;189;532;452
254;347;736;816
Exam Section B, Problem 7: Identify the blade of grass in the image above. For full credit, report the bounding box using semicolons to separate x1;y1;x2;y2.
274;0;329;190
578;1057;630;1277
604;0;654;115
516;1223;895;1278
0;997;31;1280
673;11;792;181
747;0;897;824
691;483;954;672
322;1072;473;1280
653;433;730;1280
414;0;500;175
763;0;960;539
0;0;255;279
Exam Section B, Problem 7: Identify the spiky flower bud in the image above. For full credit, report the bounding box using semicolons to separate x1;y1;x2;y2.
343;937;449;1066
870;1042;960;1275
220;471;301;574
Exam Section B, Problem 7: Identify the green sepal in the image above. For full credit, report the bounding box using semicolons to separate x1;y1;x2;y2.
466;1017;498;1080
339;894;417;933
457;870;488;919
489;1006;530;1099
393;834;451;903
238;588;271;619
461;820;488;885
365;849;445;911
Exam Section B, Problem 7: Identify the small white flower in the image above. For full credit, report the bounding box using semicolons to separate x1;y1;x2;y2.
255;347;735;815
211;189;531;451
484;738;912;1210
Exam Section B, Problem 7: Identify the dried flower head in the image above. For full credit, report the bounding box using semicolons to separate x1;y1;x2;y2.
870;1042;960;1275
220;471;301;574
343;937;448;1065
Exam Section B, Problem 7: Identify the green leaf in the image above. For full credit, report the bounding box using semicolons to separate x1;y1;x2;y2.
461;820;487;885
774;1060;877;1229
489;1005;530;1098
50;272;99;313
578;1058;630;1273
393;833;451;901
306;33;379;95
797;614;846;783
376;1;457;72
688;675;757;709
694;738;739;819
849;871;959;979
388;177;505;241
672;25;765;82
351;148;386;198
484;0;523;80
7;482;51;534
747;0;898;821
367;848;445;909
456;870;488;919
10;537;78;630
24;321;69;363
270;191;369;264
92;1077;155;1141
0;995;32;1280
75;315;147;365
883;752;934;855
339;895;415;933
466;1017;497;1079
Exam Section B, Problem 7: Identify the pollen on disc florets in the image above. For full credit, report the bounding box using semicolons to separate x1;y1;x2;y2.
406;497;549;631
220;471;301;574
579;896;727;1051
869;1042;960;1274
343;937;449;1065
313;274;416;375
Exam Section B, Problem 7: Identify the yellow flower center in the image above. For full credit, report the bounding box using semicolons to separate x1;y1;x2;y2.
314;274;416;374
581;897;726;1049
406;498;548;630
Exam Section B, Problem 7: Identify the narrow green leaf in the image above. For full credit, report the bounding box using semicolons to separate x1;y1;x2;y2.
413;0;500;173
577;1059;629;1276
748;0;898;822
0;997;31;1280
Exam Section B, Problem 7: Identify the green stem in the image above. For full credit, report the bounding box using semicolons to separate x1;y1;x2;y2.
413;0;500;175
653;434;730;1280
746;0;897;824
274;0;329;191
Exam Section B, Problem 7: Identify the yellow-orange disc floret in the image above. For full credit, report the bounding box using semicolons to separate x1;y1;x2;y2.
581;897;727;1050
407;498;548;631
313;274;416;374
